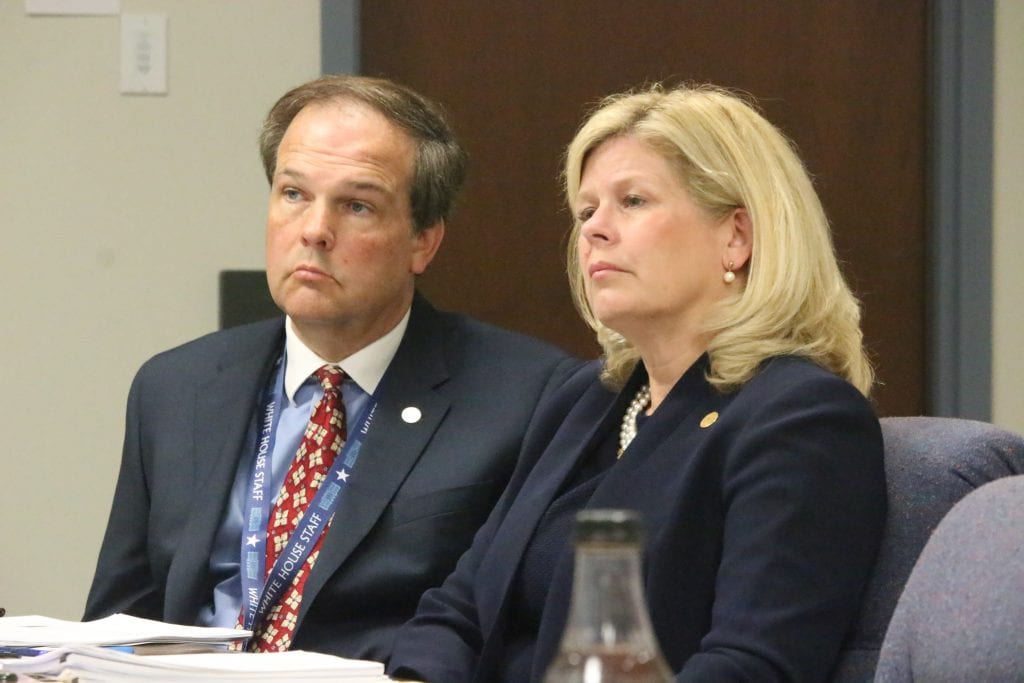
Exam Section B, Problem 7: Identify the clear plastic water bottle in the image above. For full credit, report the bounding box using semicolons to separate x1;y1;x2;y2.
543;509;673;683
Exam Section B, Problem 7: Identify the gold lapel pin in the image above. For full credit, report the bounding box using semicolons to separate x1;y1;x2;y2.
700;411;719;428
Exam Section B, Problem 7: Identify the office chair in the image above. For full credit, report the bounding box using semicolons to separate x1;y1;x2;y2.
829;417;1024;682
874;474;1024;681
218;270;280;329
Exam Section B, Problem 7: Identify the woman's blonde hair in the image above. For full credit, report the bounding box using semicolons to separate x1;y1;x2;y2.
564;84;873;396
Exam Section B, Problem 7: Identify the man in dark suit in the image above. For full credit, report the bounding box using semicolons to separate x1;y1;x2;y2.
84;75;575;662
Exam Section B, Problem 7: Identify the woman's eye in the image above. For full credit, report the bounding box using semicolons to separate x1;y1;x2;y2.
624;195;645;208
577;207;595;222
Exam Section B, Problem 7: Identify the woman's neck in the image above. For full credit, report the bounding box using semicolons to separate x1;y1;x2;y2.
635;336;708;414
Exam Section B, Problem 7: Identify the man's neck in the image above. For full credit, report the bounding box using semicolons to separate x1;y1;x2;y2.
290;310;409;362
290;324;362;363
284;309;410;400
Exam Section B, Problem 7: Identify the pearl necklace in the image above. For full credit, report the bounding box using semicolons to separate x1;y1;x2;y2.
618;384;651;458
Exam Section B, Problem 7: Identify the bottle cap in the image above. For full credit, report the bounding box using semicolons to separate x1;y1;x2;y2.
575;508;644;544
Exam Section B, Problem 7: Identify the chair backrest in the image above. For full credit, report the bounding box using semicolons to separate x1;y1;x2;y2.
219;269;280;329
873;474;1024;681
829;416;1024;682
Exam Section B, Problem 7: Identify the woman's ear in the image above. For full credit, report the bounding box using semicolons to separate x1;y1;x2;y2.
724;207;753;271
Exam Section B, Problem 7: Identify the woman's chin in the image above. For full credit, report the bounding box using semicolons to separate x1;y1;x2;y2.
594;309;640;338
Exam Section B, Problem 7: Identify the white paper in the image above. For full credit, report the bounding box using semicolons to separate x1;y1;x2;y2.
2;644;388;681
0;613;249;647
65;648;386;679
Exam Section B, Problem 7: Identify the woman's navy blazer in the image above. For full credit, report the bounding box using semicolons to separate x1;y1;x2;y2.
389;354;886;682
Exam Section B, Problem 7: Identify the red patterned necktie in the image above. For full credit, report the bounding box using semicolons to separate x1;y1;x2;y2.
249;365;347;652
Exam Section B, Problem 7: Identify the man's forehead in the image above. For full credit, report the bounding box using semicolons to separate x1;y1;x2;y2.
285;100;412;158
297;98;404;137
275;101;413;173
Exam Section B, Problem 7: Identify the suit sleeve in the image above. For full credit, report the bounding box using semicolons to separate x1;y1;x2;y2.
678;371;886;682
83;369;163;620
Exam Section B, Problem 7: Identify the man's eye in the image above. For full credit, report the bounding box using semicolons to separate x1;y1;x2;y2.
349;201;370;214
283;189;302;201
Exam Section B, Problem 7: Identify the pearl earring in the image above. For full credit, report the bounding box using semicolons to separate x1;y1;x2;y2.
723;260;736;284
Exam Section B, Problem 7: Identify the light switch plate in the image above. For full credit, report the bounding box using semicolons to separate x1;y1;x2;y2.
120;14;167;95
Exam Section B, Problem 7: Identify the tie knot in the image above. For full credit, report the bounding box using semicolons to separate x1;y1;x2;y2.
314;365;345;391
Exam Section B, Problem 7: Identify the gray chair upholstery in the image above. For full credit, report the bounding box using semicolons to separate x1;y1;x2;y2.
875;474;1024;681
830;417;1024;682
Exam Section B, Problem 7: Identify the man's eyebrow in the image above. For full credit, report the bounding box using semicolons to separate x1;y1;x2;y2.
275;168;390;195
343;180;389;195
276;167;308;182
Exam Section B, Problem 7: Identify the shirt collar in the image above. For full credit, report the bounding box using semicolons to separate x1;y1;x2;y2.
282;309;411;403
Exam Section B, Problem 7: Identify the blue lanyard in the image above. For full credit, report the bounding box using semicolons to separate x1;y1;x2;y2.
238;357;378;630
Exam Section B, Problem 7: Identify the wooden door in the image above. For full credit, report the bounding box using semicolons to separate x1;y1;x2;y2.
361;1;927;416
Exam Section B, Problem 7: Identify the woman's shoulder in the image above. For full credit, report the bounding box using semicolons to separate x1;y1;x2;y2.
748;355;869;400
718;355;884;483
729;354;878;425
561;358;606;391
519;360;614;444
538;359;612;414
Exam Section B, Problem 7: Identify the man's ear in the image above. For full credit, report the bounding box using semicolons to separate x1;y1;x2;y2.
411;220;445;275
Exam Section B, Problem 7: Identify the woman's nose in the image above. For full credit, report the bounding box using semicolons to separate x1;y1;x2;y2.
580;206;614;244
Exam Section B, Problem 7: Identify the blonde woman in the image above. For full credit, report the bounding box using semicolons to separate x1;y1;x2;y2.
389;84;886;682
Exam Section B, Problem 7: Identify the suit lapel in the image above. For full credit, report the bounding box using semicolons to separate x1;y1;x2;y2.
594;354;719;494
474;375;631;646
165;320;285;622
298;297;452;620
530;357;718;674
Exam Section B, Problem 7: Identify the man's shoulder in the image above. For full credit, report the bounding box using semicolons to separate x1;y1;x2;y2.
138;317;283;378
425;306;571;366
403;294;573;370
400;300;581;405
447;312;565;353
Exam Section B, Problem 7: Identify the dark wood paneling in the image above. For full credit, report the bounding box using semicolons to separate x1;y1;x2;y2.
361;0;927;416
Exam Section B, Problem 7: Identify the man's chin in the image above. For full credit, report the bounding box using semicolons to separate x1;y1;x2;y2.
286;309;344;325
280;295;345;322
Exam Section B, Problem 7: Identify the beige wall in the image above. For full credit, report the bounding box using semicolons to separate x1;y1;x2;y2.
0;1;320;618
992;0;1024;434
1;0;1021;623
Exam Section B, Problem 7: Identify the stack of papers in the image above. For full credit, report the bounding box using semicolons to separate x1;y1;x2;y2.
4;645;388;681
0;613;248;647
0;613;391;682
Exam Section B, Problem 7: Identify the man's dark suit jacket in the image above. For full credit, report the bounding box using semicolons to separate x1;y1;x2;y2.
389;355;887;682
84;295;576;662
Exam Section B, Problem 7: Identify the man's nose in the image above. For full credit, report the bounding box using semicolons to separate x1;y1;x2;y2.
300;204;335;250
